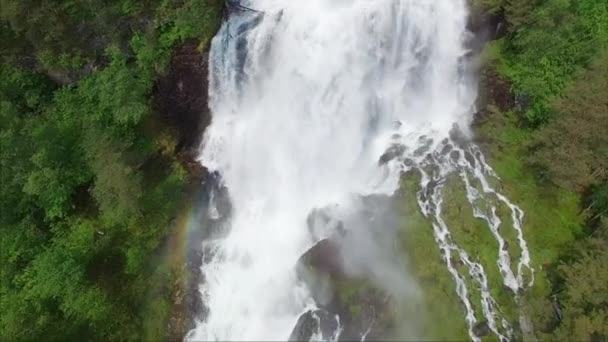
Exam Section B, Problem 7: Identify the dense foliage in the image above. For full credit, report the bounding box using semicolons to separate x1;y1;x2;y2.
476;0;608;340
478;0;608;126
2;0;607;340
0;0;222;340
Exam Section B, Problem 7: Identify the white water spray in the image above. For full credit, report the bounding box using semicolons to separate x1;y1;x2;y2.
187;0;533;341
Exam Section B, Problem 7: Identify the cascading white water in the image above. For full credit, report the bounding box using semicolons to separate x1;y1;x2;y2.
187;0;533;341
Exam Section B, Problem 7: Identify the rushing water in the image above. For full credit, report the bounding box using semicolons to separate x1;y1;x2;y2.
187;0;533;341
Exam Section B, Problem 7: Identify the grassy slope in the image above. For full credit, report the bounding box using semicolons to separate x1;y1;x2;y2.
394;41;584;340
396;174;470;340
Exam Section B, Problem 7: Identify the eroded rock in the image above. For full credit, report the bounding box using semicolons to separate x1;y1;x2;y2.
295;235;394;341
379;144;406;165
289;309;339;342
154;39;212;177
473;320;491;337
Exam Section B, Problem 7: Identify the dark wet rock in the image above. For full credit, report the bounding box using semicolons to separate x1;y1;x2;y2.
473;67;515;132
379;144;406;165
412;136;434;157
449;125;469;148
413;146;430;158
226;0;263;14
464;151;476;168
413;147;428;157
418;192;428;205
474;150;486;167
466;5;508;52
418;135;428;143
152;39;216;186
289;310;319;341
307;207;345;241
450;150;461;162
403;158;415;168
440;143;453;156
154;40;211;152
473;320;491;337
315;310;340;339
289;309;339;342
299;239;345;279
295;235;394;340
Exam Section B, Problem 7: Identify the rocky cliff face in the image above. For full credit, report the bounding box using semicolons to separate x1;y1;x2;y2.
291;196;402;341
154;39;213;182
293;235;394;341
152;39;215;341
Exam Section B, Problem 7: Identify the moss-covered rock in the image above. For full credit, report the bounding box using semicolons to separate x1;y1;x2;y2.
294;235;395;341
395;171;471;340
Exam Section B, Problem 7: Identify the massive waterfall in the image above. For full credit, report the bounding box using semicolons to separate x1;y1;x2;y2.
187;0;533;341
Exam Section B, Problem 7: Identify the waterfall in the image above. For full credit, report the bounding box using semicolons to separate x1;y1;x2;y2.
187;0;533;341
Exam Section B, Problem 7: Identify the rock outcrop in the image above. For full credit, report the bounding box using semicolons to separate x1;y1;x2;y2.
154;39;212;182
293;233;394;341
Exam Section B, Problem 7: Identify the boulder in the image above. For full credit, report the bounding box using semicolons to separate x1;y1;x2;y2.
294;236;393;341
289;309;339;342
378;144;406;165
306;208;345;241
473;320;491;337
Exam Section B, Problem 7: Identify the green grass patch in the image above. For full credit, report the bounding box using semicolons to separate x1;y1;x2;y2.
334;277;371;319
478;111;583;266
441;175;520;328
396;113;583;338
396;172;469;340
477;109;584;334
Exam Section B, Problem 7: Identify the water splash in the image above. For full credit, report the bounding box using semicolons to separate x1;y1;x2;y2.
398;134;533;341
187;0;533;341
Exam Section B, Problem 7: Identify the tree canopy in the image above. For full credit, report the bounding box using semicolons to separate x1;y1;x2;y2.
0;0;222;340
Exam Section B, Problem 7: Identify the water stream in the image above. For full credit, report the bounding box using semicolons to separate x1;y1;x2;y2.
187;0;533;340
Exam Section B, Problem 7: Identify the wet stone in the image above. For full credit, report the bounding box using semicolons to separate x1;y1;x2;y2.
464;151;476;168
378;144;406;165
306;207;345;241
449;125;469;148
413;146;429;157
402;158;415;167
289;309;338;342
440;143;453;156
298;239;344;278
473;321;491;337
450;150;461;162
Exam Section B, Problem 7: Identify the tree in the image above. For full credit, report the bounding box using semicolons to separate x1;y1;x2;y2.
554;219;608;341
530;51;608;192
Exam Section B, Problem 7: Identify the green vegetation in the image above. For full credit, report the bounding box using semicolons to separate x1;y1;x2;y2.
474;0;608;126
441;175;518;324
2;0;606;341
397;2;607;340
0;0;222;340
472;0;608;340
396;173;469;340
